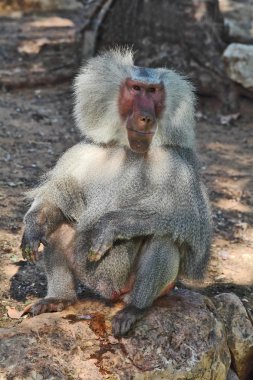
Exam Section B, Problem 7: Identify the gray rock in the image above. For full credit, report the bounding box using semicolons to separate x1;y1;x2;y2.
223;43;253;91
214;293;253;380
219;0;253;44
227;368;239;380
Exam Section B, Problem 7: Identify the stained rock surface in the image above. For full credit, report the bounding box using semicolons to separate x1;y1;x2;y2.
0;289;231;380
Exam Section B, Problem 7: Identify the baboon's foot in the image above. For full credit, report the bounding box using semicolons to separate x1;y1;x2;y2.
29;297;76;316
112;305;146;337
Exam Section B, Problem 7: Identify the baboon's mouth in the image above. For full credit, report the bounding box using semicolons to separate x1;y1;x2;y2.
126;127;155;135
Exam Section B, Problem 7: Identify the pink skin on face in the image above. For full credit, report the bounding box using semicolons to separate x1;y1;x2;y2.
118;78;165;153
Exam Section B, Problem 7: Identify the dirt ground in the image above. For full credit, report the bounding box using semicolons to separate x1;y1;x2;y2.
0;81;253;328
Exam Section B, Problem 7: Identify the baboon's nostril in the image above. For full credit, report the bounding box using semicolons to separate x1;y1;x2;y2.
139;115;153;124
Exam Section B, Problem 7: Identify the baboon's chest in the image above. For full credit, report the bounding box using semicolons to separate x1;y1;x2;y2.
78;146;171;224
86;160;147;210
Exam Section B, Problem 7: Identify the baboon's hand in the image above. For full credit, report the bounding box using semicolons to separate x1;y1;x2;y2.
88;221;115;262
21;226;47;263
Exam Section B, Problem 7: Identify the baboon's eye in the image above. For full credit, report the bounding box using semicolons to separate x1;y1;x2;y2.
148;87;156;93
133;85;141;91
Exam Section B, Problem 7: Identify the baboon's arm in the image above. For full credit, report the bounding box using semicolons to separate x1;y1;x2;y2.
88;208;166;261
21;203;65;262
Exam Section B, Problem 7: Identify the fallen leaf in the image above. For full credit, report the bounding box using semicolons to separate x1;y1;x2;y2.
7;303;33;319
7;306;23;319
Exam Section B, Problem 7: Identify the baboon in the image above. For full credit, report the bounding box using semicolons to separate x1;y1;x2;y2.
21;49;212;336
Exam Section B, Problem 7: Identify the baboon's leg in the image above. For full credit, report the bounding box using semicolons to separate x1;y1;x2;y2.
112;235;180;336
30;224;77;315
75;237;143;301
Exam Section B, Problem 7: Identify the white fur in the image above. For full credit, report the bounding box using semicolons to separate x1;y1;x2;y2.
74;48;196;149
74;48;133;145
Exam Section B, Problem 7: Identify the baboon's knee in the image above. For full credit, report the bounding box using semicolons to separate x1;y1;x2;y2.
47;224;76;263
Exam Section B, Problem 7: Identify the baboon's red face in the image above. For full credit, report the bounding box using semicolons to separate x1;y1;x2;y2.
119;78;165;153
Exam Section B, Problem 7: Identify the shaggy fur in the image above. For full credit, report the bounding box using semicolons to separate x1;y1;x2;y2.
22;49;212;335
74;48;195;148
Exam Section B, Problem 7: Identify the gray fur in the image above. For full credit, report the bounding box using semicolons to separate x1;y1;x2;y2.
21;48;212;335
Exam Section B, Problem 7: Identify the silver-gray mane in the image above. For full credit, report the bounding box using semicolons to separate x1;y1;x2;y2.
74;48;196;149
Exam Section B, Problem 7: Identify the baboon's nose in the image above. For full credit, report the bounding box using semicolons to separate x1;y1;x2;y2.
138;114;154;126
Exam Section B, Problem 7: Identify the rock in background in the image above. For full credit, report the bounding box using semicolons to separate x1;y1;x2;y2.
219;1;253;98
223;43;253;98
218;0;253;44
